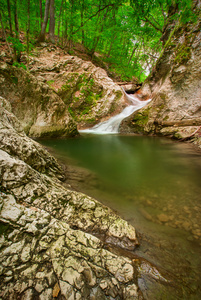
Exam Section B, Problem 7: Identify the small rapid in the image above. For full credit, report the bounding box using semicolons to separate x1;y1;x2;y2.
79;92;151;134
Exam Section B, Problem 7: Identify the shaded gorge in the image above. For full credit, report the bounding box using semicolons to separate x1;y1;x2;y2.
39;134;201;299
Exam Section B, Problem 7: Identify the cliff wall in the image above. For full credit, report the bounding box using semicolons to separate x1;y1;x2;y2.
120;3;201;147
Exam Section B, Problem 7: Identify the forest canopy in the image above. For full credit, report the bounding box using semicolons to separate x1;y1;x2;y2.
0;0;196;81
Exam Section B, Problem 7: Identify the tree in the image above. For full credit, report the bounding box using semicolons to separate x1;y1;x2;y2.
0;0;196;81
7;0;13;36
49;0;55;43
0;10;12;55
37;0;55;43
57;0;64;43
26;0;30;63
39;0;43;29
13;0;19;38
38;0;51;42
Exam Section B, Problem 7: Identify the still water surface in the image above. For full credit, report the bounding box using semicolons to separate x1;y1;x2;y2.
40;134;201;299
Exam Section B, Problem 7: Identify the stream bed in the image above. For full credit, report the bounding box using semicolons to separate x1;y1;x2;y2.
39;134;201;299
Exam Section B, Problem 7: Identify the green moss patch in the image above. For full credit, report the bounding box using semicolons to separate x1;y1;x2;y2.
131;108;150;132
174;44;191;65
60;72;104;123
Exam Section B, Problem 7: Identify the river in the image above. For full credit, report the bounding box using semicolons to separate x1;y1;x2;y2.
39;134;201;299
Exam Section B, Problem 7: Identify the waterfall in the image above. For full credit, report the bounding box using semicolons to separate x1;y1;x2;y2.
79;91;151;134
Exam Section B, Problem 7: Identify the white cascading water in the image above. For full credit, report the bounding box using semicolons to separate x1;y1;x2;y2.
79;91;151;134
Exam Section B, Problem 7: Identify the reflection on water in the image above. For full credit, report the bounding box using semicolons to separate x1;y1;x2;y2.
39;135;201;299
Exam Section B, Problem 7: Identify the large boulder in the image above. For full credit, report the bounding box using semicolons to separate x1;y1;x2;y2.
120;4;201;147
0;62;78;138
28;46;126;128
0;96;64;179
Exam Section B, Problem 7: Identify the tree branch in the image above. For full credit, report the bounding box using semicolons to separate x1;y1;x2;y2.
181;126;201;141
149;13;162;29
143;16;163;33
147;53;158;59
72;4;115;35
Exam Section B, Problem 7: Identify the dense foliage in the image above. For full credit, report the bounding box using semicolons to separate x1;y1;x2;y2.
0;0;196;81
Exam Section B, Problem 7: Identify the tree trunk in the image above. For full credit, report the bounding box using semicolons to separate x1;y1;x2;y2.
80;2;85;45
7;0;18;61
39;0;43;29
107;35;116;57
106;9;116;57
128;44;138;65
13;0;21;61
90;7;109;56
7;0;13;36
63;0;68;46
14;0;19;38
26;0;30;67
38;0;50;42
0;11;12;55
49;0;55;43
57;0;63;44
69;0;74;51
64;19;68;46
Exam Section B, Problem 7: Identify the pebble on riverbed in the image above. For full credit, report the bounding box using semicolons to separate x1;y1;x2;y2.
157;214;170;223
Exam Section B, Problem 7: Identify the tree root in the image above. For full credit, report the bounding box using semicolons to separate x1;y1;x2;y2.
180;125;201;141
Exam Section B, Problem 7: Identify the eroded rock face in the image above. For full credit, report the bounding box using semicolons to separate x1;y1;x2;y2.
0;97;151;299
120;7;201;147
28;46;126;128
0;62;78;138
0;97;64;179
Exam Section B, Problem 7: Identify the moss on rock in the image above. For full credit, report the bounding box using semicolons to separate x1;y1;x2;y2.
130;108;151;133
0;63;78;138
174;44;191;65
58;72;106;125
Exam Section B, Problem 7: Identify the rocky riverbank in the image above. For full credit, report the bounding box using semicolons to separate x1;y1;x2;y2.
0;96;169;299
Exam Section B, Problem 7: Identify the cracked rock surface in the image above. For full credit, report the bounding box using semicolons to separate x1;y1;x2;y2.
0;97;144;299
28;46;126;128
0;192;140;299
